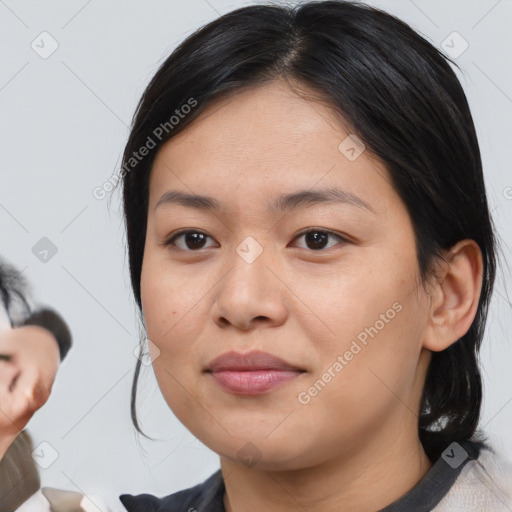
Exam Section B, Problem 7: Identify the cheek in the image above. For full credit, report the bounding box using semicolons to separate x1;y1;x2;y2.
140;257;203;420
140;251;194;342
290;255;408;343
294;251;424;393
140;254;183;377
140;252;209;384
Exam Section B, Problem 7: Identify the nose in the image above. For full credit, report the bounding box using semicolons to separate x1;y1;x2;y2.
211;241;288;331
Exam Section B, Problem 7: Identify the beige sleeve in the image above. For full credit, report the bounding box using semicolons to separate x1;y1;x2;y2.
0;430;41;512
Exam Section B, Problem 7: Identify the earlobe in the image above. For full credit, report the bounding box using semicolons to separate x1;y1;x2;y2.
423;239;483;352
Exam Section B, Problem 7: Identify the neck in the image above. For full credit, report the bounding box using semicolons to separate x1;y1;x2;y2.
221;427;432;512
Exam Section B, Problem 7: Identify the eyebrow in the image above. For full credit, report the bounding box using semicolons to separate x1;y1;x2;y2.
154;187;375;214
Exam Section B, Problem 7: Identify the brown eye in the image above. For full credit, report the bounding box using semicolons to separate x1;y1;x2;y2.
164;230;216;251
291;229;347;251
163;228;348;253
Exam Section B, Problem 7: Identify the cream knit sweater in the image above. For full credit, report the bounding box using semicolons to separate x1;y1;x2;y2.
433;440;512;511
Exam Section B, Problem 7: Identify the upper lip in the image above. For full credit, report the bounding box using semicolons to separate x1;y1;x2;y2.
205;350;304;372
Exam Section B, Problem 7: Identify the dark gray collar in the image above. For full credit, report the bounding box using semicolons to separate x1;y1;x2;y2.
119;439;485;512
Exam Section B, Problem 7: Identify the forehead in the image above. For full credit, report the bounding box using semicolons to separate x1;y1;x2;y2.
148;79;395;215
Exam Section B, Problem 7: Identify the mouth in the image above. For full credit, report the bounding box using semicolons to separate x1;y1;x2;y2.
204;350;306;395
204;349;304;372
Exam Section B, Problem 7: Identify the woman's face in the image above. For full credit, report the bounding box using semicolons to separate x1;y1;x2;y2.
140;79;433;470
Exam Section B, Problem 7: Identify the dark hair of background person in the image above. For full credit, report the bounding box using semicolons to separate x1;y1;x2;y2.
0;258;32;324
116;0;499;463
0;258;73;361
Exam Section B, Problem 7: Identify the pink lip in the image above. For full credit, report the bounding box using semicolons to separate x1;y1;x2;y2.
204;350;305;395
206;350;302;372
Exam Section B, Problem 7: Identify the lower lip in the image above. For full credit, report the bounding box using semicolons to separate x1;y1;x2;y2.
208;370;303;395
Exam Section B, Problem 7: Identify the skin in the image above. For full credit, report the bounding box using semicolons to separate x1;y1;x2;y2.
0;326;60;460
140;79;483;512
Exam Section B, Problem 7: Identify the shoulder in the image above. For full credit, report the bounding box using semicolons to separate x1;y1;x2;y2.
433;438;512;511
119;469;225;512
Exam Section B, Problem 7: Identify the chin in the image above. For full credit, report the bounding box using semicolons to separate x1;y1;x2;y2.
204;433;313;471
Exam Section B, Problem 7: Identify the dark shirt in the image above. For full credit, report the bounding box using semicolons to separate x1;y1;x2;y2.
119;439;483;512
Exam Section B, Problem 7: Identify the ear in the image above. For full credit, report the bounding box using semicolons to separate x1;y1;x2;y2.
422;239;483;352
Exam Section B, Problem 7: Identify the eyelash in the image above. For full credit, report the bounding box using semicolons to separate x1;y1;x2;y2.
162;228;349;252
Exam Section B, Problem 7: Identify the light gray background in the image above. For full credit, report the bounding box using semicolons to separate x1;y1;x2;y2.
0;0;511;510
